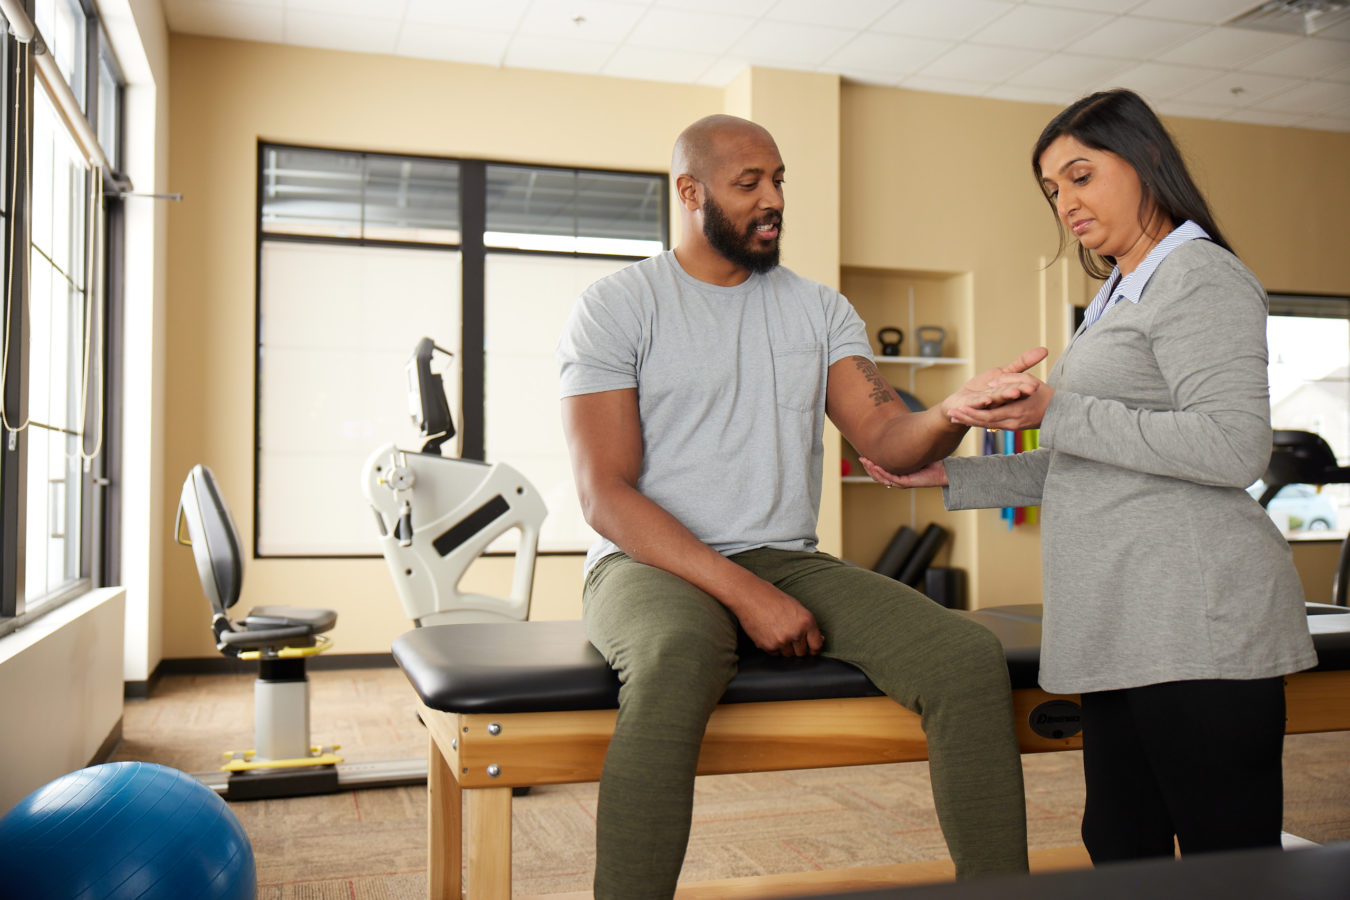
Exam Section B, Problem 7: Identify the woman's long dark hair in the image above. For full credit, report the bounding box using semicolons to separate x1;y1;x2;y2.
1032;89;1232;279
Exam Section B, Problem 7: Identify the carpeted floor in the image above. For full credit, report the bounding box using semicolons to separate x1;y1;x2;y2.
113;665;1350;898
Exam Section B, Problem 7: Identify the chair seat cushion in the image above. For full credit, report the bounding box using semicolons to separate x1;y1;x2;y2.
244;605;337;634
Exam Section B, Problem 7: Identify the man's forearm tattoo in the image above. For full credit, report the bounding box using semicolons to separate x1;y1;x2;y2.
852;356;895;408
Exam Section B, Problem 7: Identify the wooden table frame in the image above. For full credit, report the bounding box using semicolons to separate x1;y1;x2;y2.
413;669;1350;899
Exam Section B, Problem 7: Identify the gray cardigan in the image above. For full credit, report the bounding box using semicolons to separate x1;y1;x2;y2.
944;239;1317;694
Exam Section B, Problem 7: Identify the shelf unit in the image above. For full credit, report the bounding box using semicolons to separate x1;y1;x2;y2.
838;266;976;573
875;356;968;367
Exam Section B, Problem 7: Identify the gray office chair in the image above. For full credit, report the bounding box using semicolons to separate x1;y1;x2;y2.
175;464;340;788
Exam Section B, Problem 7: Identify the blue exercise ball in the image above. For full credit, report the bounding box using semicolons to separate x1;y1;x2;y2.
0;761;256;899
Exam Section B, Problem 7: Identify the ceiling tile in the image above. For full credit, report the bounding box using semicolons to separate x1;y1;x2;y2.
1151;98;1233;119
287;0;405;17
627;7;758;54
602;45;722;83
1108;61;1223;99
164;1;284;40
873;0;1016;42
898;73;994;96
1070;15;1207;59
1157;26;1300;68
1316;18;1350;40
1173;70;1306;108
1006;52;1133;89
696;57;754;86
1129;0;1260;26
983;83;1078;105
969;4;1113;51
917;42;1048;83
402;0;530;30
1324;63;1350;84
731;20;859;67
1031;0;1146;11
283;10;402;54
1244;38;1350;79
517;0;648;42
825;32;954;77
502;34;614;75
766;0;899;30
394;24;511;66
653;0;777;14
1251;79;1350;114
1222;107;1321;127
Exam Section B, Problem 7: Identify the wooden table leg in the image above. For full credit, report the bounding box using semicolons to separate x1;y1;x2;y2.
465;786;512;900
428;730;462;900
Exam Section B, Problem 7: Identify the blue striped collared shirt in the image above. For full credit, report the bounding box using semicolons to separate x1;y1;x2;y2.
1076;219;1210;337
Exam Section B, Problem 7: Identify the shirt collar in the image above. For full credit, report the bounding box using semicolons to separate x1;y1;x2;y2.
1108;219;1210;306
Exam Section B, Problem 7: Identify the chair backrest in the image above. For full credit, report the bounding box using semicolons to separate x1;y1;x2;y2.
407;337;455;455
175;464;244;616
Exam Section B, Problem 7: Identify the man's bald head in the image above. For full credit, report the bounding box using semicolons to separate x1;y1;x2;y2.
672;115;776;184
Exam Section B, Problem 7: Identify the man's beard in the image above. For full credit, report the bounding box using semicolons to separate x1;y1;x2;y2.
702;193;782;274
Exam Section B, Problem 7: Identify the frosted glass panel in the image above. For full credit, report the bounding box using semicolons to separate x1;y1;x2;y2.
484;253;636;552
258;242;461;555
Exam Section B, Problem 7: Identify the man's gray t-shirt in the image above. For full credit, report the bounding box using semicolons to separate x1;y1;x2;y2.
557;250;872;573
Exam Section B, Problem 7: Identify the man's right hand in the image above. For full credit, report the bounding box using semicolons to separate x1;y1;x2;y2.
939;346;1048;418
730;581;824;657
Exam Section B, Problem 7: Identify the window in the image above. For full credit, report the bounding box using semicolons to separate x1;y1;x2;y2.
34;0;87;109
1;1;126;628
1264;294;1350;540
255;145;667;556
25;84;90;601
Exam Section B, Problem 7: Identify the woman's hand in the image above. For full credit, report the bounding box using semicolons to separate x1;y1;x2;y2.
937;347;1049;419
947;375;1055;430
858;457;948;488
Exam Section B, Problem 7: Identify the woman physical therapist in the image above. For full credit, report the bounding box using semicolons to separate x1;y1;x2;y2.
861;89;1316;863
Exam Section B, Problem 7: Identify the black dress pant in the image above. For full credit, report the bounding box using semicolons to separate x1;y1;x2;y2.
1079;677;1286;863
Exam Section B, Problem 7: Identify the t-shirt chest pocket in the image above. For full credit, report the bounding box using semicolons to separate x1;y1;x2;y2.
772;342;824;413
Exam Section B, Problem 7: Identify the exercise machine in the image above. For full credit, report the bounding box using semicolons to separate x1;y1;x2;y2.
174;339;542;799
360;337;546;627
1258;430;1350;606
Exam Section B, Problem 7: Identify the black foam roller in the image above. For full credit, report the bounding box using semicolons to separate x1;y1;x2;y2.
898;523;948;587
872;525;919;579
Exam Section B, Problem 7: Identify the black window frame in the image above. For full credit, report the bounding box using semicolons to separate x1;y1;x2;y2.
0;0;128;629
253;142;668;559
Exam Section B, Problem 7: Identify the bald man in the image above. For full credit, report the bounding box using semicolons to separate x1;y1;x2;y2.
557;115;1039;899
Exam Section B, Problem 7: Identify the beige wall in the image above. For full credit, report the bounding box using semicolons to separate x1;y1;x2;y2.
164;37;1349;657
165;39;842;657
165;37;724;657
725;67;845;553
1;590;125;815
839;84;1350;608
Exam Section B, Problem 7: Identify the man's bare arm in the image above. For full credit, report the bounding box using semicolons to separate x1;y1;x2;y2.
827;348;1049;473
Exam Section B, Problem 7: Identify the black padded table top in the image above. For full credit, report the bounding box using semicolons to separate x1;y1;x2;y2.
395;607;1038;714
392;604;1350;716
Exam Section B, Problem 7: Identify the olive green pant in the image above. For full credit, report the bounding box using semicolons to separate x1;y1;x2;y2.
583;548;1029;899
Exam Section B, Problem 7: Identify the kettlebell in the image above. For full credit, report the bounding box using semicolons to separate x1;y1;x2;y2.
877;327;903;357
917;326;946;358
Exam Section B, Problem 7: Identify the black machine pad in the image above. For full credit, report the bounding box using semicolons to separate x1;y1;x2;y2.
395;608;1055;715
